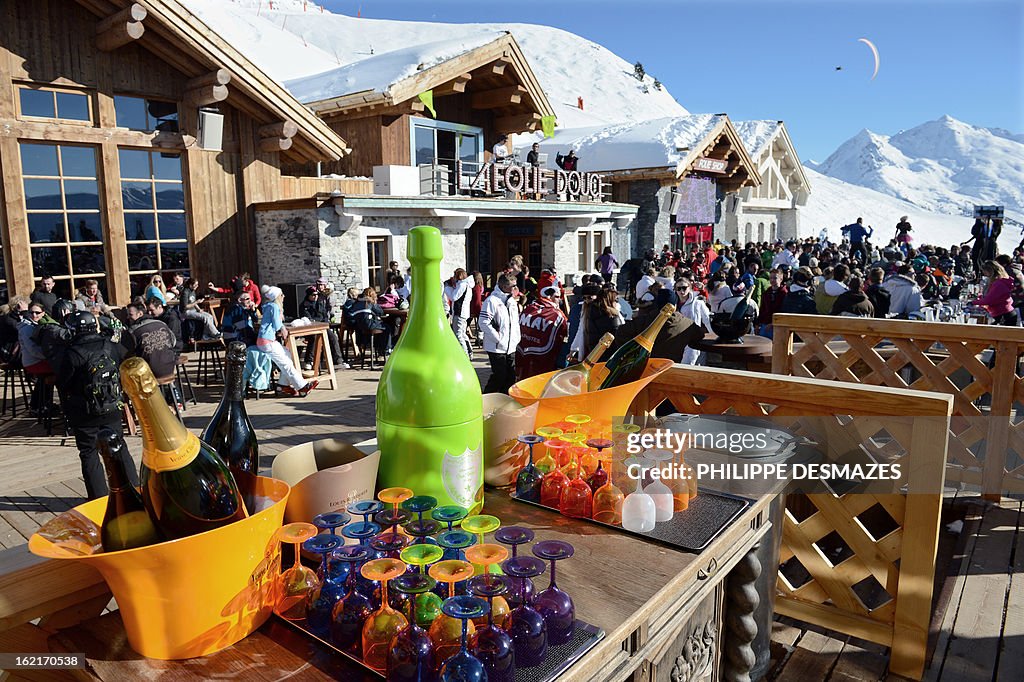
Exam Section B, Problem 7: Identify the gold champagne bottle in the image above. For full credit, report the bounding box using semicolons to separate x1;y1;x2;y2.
540;332;614;396
120;357;247;540
597;303;676;389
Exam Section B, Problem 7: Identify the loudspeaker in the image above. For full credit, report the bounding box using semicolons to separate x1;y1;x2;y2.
198;109;224;151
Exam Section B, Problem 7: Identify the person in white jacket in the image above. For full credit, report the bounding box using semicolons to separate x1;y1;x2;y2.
676;278;711;365
444;268;473;358
772;242;799;270
479;273;521;394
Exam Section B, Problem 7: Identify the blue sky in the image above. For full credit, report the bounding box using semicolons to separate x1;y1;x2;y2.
324;0;1023;161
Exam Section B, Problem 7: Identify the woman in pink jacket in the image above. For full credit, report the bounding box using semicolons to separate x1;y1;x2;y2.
972;261;1018;326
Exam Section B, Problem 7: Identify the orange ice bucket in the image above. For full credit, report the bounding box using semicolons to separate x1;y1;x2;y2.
29;476;289;660
509;358;673;432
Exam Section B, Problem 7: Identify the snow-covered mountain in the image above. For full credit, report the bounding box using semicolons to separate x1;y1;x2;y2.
811;115;1024;223
184;0;688;128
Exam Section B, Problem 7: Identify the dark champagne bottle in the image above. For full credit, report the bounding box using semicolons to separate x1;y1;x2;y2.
201;341;259;514
597;303;676;390
120;357;247;540
96;428;162;552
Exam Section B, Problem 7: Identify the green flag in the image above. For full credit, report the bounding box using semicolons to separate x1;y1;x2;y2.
541;115;556;138
417;90;436;118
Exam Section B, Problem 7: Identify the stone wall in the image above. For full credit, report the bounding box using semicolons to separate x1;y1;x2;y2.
626;180;674;255
254;208;322;290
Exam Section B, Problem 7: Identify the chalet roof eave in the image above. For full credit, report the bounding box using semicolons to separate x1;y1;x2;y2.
73;0;351;162
775;122;811;193
674;116;761;188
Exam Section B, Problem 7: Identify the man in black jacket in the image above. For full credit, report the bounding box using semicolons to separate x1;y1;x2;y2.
779;268;817;315
865;267;891;318
147;296;183;353
53;311;137;499
298;285;345;370
124;301;178;378
30;275;58;314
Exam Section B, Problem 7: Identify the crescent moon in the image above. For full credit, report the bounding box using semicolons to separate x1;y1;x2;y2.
858;37;880;80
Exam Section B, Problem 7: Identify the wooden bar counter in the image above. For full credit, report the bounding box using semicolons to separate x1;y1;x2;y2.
44;488;773;682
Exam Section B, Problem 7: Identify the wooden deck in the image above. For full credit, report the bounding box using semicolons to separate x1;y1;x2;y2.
0;357;1021;681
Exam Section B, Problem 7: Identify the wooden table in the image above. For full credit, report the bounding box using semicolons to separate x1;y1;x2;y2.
198;297;228;326
380;307;408;339
283;322;337;391
46;489;774;681
694;333;774;372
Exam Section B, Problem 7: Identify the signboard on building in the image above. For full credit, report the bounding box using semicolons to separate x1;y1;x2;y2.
455;161;605;202
692;157;728;174
675;175;717;225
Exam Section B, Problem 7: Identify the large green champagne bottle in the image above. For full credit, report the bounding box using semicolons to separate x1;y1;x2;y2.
120;357;248;540
597;303;676;389
201;341;259;514
376;226;484;513
540;331;614;396
96;428;162;552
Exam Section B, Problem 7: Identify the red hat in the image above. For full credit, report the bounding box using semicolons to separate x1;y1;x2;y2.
538;271;556;290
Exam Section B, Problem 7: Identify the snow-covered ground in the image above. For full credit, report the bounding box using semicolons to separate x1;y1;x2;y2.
185;0;688;127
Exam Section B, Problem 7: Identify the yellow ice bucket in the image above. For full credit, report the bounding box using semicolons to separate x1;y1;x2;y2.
29;476;289;660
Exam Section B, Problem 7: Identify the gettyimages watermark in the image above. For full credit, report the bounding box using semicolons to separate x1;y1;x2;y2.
604;414;1014;497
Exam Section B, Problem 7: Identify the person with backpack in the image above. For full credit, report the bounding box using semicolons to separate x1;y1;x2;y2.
53;311;136;499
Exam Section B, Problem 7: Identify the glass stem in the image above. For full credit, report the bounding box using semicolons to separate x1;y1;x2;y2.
292;542;301;570
409;593;416;625
550;561;557;589
487;596;494;627
460;617;468;649
381;580;389;610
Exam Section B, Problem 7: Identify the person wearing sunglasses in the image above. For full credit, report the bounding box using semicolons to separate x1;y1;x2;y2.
18;303;54;413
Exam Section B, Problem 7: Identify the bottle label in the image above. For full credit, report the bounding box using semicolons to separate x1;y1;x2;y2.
441;444;483;510
142;433;202;473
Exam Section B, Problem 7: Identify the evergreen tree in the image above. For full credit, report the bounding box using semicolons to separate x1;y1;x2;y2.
633;62;645;80
653;79;662;91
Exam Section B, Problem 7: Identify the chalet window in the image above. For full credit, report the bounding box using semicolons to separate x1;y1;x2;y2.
114;95;179;132
19;142;105;300
410;120;484;195
366;237;390;291
119;149;189;291
17;86;92;124
577;227;609;274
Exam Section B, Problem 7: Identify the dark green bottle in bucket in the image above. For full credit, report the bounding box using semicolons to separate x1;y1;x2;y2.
376;226;484;513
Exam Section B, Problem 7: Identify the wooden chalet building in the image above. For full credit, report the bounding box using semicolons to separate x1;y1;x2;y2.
0;0;349;305
253;33;637;292
725;120;811;244
539;114;760;259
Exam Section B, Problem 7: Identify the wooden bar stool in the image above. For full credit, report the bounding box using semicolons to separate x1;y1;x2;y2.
357;329;386;370
194;339;225;387
157;374;182;419
176;354;197;406
1;362;31;418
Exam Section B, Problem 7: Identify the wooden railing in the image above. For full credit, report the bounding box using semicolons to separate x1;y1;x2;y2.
631;364;953;680
771;314;1024;497
277;175;373;199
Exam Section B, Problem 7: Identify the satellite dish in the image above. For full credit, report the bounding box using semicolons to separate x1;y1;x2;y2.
858;38;880;80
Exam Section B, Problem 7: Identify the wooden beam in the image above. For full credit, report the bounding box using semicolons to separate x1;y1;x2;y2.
185;68;232;91
257;120;298;140
471;85;526;110
95;3;146;52
489;58;511;76
494;112;541;134
258;136;293;153
184;84;229;107
434;73;472;96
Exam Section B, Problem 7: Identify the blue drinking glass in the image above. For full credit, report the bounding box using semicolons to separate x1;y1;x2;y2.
329;545;375;655
404;518;442;547
532;540;576;645
388;573;437;682
494;526;536;607
516;434;545;502
313;511;351;583
432;504;469;532
438;596;489;682
500;556;548;667
303;534;344;637
371;531;411;611
375;506;412;535
342;521;382;605
468;575;516;682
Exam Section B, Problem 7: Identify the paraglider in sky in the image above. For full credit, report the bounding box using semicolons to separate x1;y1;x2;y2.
858;37;880;80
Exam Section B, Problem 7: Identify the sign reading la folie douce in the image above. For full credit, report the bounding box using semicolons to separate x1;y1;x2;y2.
456;161;605;201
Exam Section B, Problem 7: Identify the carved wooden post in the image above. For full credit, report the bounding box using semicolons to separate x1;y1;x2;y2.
722;542;761;682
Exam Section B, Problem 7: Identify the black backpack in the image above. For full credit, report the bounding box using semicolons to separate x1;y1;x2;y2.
67;343;122;417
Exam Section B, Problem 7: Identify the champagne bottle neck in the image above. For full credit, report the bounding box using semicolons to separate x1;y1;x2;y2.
134;391;199;471
223;357;246;402
99;451;133;492
636;310;672;350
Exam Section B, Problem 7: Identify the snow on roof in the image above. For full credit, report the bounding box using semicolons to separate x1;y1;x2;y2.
285;32;505;104
532;114;723;173
183;1;688;128
733;120;781;157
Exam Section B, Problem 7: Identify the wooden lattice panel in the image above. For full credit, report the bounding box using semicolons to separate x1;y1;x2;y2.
631;365;952;680
772;314;1024;496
